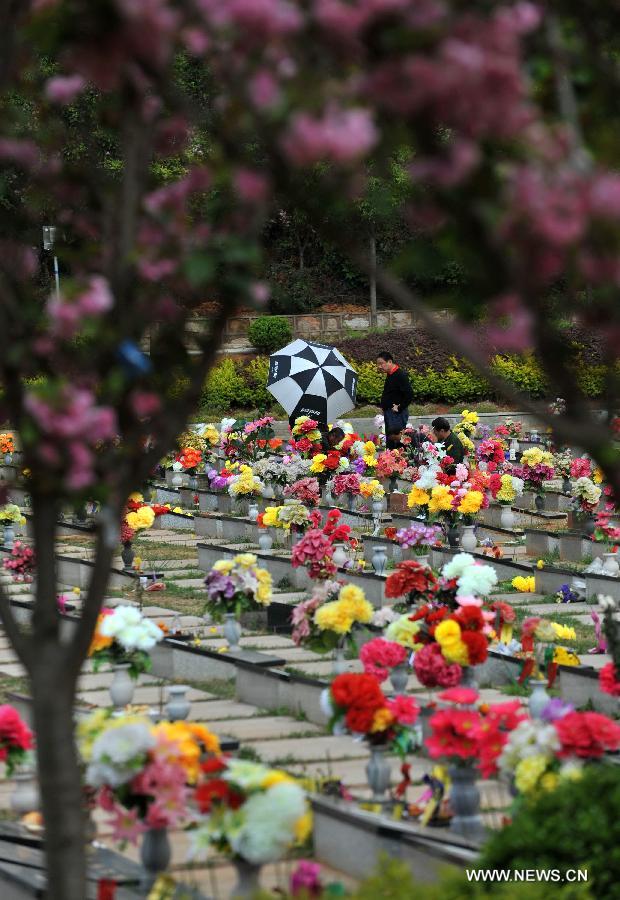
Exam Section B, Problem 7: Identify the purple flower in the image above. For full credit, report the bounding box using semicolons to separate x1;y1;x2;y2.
395;522;443;548
205;572;236;599
540;698;574;722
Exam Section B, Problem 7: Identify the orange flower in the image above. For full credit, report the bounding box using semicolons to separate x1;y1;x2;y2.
88;615;113;656
268;438;283;450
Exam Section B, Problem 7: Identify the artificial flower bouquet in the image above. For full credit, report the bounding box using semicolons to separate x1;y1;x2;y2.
227;465;264;499
252;455;291;491
452;410;478;455
331;472;361;501
385;560;440;607
375;449;407;480
323;673;420;757
498;706;620;797
359;478;386;502
176;446;203;473
309;450;347;476
514;447;555;495
124;503;156;532
552;449;573;480
492;473;524;506
394;522;443;556
359;637;408;683
262;502;318;534
291;583;373;654
0;433;14;455
290;416;322;457
0;504;25;525
495;420;523;440
290;509;351;579
0;704;34;776
191;757;311;865
519;616;580;685
204;553;272;621
207;466;236;492
89;606;164;678
283;477;321;507
571;476;602;515
79;710;220;845
2;540;35;582
475;438;506;469
222;416;279;462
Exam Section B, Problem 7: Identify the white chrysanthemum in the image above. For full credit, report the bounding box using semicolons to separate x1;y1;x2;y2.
100;605;142;638
414;465;438;490
498;721;560;774
456;563;498;598
441;553;476;580
510;476;525;495
87;722;154;787
231;782;307;864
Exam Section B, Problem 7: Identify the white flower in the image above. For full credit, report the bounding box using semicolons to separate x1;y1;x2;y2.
100;605;163;651
498;720;560;774
510;476;525;495
415;465;439;490
598;594;617;611
230;782;307;864
441;553;476;580
372;607;399;627
456;563;498;598
224;760;270;791
320;688;334;718
86;722;154;787
172;461;183;472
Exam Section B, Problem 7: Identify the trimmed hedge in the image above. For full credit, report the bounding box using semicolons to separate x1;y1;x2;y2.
247;315;292;353
199;352;608;413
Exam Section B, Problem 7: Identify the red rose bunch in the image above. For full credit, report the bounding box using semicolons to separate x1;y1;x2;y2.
555;711;620;759
599;662;620;697
322;509;351;543
385;560;439;600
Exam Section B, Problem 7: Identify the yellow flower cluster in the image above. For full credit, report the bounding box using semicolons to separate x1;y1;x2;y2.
428;485;454;513
593;467;603;484
496;474;517;504
309;454;328;473
292;416;321;442
126;506;156;531
434;619;470;665
407;485;430;508
511;575;536;592
177;429;207;453
262;505;282;528
153;721;220;782
360;479;385;499
371;707;395;733
201;424;220;446
314;585;373;634
385;615;422;649
552;622;576;641
521;448;554;468
457;490;484;515
515;754;550;794
230;465;262;495
361;441;378;467
553;646;580;666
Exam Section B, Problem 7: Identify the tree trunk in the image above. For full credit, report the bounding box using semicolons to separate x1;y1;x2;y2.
369;231;377;328
31;650;87;900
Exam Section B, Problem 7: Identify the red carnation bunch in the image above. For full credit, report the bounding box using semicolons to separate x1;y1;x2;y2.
359;638;408;682
414;643;462;688
555;711;620;759
385;560;439;601
0;705;34;775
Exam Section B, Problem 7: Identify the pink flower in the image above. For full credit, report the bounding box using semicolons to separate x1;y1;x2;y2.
106;803;146;845
438;687;479;705
359;638;407;682
386;695;420;726
291;860;323;898
414;643;462;688
282;106;377;167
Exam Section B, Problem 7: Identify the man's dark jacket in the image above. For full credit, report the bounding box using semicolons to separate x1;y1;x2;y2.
380;367;414;411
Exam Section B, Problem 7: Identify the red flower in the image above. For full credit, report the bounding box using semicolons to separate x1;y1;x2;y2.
555;711;620;758
387;695;420;726
195;779;243;812
461;631;489;665
414;643;462;688
484;700;525;731
599;662;620;697
426;708;482;760
385;561;438;599
324;450;342;471
0;705;33;753
345;706;377;733
384;527;397;541
455;606;485;631
438;687;479;705
489;600;516;624
331;673;384;711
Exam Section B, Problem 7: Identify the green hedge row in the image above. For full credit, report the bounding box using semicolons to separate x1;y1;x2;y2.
200;355;608;412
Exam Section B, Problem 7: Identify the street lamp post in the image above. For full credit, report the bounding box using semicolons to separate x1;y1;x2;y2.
42;225;60;300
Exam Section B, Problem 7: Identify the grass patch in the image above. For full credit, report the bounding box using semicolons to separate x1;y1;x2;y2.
0;673;29;702
191;678;236;700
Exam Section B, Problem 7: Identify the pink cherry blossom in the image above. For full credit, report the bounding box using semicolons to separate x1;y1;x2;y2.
45;75;87;104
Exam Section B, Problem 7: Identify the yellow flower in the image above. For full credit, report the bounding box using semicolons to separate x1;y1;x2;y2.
295;811;313;844
461;409;479;425
515;754;549;794
362;455;377;467
153;722;219;783
540;772;559;793
309;454;327;474
536;559;545;570
363;441;377;455
213;559;234;575
553;646;580;666
77;709;113;761
359;479;384;499
314;602;353;635
128;492;144;502
201;424;220;446
428;485;454;513
385;615;421;649
262;506;281;528
442;639;470;666
338;584;365;606
593;467;603;484
234;553;258;567
457;490;484;515
521;448;554;468
512;575;536;593
407;486;430;508
552;623;576;641
371;707;395;733
262;770;294;789
434;619;462;648
126;506;155;530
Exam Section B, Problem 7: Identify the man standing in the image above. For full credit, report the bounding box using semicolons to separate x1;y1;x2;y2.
431;416;466;465
376;351;414;449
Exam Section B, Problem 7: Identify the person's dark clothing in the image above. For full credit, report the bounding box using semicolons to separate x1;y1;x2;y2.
380;367;414;413
443;430;465;466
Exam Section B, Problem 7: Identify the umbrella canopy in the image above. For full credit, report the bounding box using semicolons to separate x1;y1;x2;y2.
267;339;358;425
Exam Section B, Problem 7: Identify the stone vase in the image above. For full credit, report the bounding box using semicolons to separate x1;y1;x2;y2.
10;767;39;816
140;827;171;890
332;644;347;676
389;664;409;694
109;663;135;710
459;525;477;552
372;545;387;575
371;499;384;517
332;543;348;569
171;471;184;490
500;505;516;529
413;552;429;567
603;552;620;577
447;525;459;548
223;612;242;652
366;745;391;802
165;685;191;721
534;493;545;512
121;541;135;570
231;856;263;899
448;763;486;842
3;524;15;549
528;680;550;720
258;531;273;552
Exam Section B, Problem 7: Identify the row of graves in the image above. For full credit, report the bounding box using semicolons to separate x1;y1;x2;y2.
0;412;618;897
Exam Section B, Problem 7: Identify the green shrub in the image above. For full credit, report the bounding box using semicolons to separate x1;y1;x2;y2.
248;315;292;354
575;364;606;398
352;360;384;404
490;355;548;397
242;356;274;410
480;764;620;899
201;358;248;411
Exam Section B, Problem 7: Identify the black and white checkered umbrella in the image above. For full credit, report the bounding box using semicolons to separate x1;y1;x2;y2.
267;339;358;424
